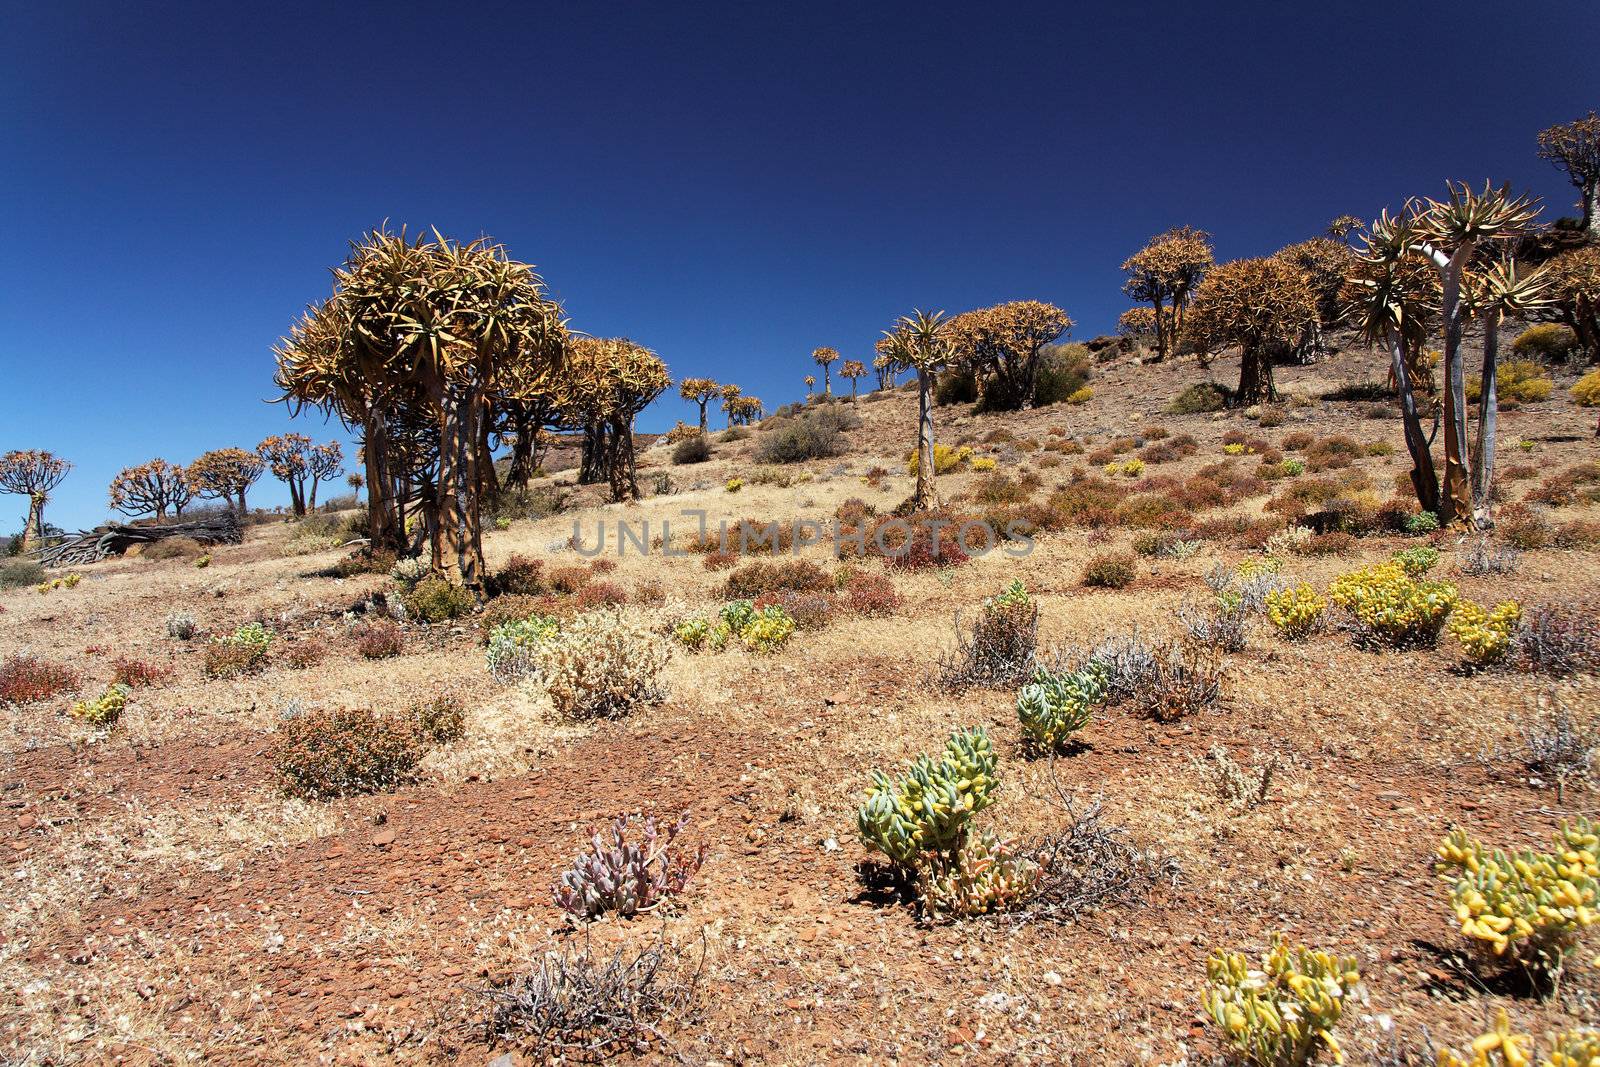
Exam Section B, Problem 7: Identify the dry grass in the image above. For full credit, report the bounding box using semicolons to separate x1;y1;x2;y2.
2;340;1599;1063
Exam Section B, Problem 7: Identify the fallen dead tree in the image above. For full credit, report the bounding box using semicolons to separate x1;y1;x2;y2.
37;512;243;567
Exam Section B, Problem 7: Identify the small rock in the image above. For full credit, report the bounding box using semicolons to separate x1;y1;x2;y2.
372;829;397;848
16;814;36;831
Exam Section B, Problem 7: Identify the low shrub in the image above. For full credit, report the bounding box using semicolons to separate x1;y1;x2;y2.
1167;381;1228;414
204;622;274;678
274;707;428;800
934;580;1039;690
1438;1013;1600;1067
1448;599;1521;667
875;515;972;570
1467;359;1554;404
757;589;835;631
1082;552;1136;589
1512;322;1578;362
141;537;204;561
573;580;628;611
720;559;830;600
555;813;706;920
280;638;325;670
1391;545;1440;575
671;434;711;465
1304;435;1362;472
753;405;857;463
354;619;405;659
491;554;546;596
856;726;1000;865
1573;368;1600;407
1139;434;1198;464
1327;561;1457;649
486;614;561;683
844;572;901;616
164;611;197;640
1265;584;1325;640
1033;343;1093;405
1436;820;1599;991
111;655;175;688
0;558;45;590
1131;642;1222;722
1513;601;1600;675
536;610;671;719
905;443;973;476
409;690;466;743
403;576;474;622
1498;504;1551;550
0;655;79;705
1204;935;1360;1067
70;684;130;728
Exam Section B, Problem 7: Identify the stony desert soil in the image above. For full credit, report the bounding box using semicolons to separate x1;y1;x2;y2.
3;340;1599;1065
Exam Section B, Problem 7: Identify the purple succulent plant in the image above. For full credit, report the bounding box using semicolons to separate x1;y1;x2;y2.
554;812;706;919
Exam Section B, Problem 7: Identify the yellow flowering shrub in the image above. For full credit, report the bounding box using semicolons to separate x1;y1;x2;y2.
725;477;743;493
1204;934;1360;1066
1435;819;1600;988
1327;560;1457;648
1448;599;1522;666
969;456;997;472
1265;583;1325;640
905;443;974;476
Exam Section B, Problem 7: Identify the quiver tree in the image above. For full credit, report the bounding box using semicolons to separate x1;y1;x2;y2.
561;337;669;503
946;300;1072;410
1346;211;1444;515
878;309;954;511
726;394;763;426
1405;183;1541;524
1538;111;1600;237
1272;237;1354;360
804;374;816;398
305;442;343;511
1121;226;1214;361
187;449;263;514
1184;257;1317;406
0;450;70;549
108;459;191;521
871;354;896;391
274;228;567;588
677;377;722;431
498;391;559;490
257;433;324;516
1327;215;1364;241
812;347;838;396
1463;259;1550;526
1117;306;1163;340
718;384;742;429
1545;245;1600;357
840;359;866;398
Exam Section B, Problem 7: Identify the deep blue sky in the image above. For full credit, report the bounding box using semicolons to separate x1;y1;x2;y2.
2;1;1596;531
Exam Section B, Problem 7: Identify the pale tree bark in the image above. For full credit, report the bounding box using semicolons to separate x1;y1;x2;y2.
1470;309;1504;529
1386;327;1441;515
1435;244;1475;524
913;370;937;511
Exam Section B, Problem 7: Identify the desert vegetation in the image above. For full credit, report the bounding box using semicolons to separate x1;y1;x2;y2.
3;108;1600;1066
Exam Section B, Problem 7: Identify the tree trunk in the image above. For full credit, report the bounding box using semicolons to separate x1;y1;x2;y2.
20;495;44;551
1236;347;1276;405
1470;309;1503;529
913;370;936;511
1386;327;1441;515
697;402;708;432
363;414;403;553
607;416;640;503
1152;296;1168;362
1584;181;1599;239
1438;246;1474;524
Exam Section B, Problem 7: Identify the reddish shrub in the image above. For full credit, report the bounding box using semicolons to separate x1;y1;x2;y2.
0;655;79;705
1281;431;1313;451
492;554;545;596
722;559;831;599
111;656;175;688
573;580;629;610
354;620;405;659
1306;435;1362;471
546;565;591;594
274;707;426;800
756;590;837;630
1296;531;1357;556
282;639;326;669
845;573;902;616
701;549;738;570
